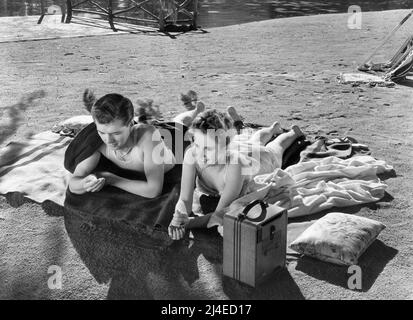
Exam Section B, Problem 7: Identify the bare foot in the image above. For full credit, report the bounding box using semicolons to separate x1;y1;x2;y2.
226;106;242;122
250;121;282;145
291;125;305;138
195;101;205;114
181;90;198;111
137;106;148;123
172;101;205;127
183;101;195;111
270;121;284;136
189;101;205;123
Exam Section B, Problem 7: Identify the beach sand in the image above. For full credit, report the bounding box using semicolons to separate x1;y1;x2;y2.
0;10;412;299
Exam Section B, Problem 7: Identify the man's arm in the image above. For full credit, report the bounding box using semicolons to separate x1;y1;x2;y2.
104;127;166;198
68;151;104;194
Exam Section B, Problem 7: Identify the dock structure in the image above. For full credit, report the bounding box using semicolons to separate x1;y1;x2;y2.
64;0;199;32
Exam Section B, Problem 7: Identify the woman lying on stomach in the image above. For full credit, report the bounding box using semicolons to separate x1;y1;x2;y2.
68;92;204;198
168;108;304;239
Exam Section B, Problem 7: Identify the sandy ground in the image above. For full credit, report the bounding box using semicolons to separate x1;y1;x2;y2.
0;15;161;43
0;10;412;300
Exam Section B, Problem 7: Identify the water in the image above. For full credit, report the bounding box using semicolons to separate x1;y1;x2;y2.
0;0;411;28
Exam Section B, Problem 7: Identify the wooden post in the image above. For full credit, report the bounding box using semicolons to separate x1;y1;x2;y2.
2;0;8;16
40;0;45;14
37;0;43;24
158;0;165;32
65;0;72;23
192;0;198;29
107;0;117;32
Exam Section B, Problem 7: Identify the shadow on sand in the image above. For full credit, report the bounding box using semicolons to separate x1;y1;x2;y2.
0;90;45;157
2;185;397;298
0;192;67;299
64;209;305;300
69;17;208;40
295;239;398;292
395;77;413;88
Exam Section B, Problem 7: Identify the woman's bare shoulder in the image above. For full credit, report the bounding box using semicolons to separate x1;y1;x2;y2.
130;123;157;145
184;145;197;160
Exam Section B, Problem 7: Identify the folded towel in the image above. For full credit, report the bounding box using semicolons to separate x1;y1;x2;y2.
207;155;394;229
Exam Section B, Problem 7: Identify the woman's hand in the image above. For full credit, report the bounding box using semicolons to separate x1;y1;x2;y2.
168;207;190;240
168;225;186;241
83;174;106;193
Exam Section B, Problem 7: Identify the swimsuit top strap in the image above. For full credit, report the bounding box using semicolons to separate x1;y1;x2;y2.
195;160;221;197
194;150;235;197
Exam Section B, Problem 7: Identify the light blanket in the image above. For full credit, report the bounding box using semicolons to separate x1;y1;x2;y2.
208;155;394;228
0;131;71;206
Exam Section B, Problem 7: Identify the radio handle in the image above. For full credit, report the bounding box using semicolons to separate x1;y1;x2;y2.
238;199;268;222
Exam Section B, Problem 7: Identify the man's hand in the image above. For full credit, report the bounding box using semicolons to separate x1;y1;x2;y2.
95;171;115;184
83;174;106;193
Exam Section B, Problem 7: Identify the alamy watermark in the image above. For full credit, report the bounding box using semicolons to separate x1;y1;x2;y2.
347;265;362;290
348;5;362;30
47;265;62;290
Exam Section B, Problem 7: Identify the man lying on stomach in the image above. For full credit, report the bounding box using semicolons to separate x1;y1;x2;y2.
68;92;176;198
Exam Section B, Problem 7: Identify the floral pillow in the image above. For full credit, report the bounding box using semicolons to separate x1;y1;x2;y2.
289;212;385;266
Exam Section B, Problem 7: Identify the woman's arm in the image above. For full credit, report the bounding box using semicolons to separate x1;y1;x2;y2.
168;147;197;239
184;163;244;231
214;163;244;213
178;147;197;213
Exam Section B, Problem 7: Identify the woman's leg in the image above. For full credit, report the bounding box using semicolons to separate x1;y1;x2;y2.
265;125;305;160
226;106;244;134
173;101;205;127
227;106;284;145
249;121;284;146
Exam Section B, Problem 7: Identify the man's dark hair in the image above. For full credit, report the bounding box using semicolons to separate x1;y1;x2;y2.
83;90;134;125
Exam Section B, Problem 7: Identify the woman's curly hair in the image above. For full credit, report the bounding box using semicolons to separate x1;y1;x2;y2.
191;109;234;133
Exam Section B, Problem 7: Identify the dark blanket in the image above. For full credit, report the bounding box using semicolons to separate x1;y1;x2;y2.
64;122;190;245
